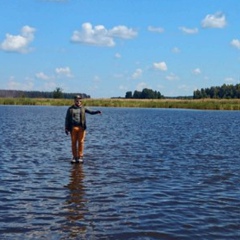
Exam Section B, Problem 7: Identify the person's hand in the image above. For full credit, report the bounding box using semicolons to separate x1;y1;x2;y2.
65;129;69;135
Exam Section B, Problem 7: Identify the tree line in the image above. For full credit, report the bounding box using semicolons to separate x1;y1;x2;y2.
1;84;240;100
125;88;164;99
193;83;240;99
0;88;90;99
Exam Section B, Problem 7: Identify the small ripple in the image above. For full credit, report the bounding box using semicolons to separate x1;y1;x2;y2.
1;107;240;239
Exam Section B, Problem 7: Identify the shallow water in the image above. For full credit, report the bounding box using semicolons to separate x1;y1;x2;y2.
0;106;239;239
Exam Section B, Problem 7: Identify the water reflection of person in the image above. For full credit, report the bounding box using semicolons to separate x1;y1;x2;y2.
65;164;87;238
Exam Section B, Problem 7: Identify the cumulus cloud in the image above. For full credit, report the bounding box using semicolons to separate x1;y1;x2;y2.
192;68;201;75
35;72;52;80
109;25;137;39
179;27;198;34
231;39;240;49
148;26;164;33
71;22;137;47
153;62;167;71
1;25;36;53
132;68;143;79
55;67;73;77
71;23;114;46
201;12;227;28
36;67;73;80
7;76;34;90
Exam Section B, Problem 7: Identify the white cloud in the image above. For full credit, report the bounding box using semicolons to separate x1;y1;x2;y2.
55;67;73;77
109;25;137;39
148;26;164;33
192;68;201;75
71;23;114;47
36;67;73;81
166;73;179;81
231;39;240;49
71;22;137;47
1;25;36;53
153;61;167;71
132;68;143;79
179;27;198;34
35;72;52;80
7;76;34;90
201;12;227;28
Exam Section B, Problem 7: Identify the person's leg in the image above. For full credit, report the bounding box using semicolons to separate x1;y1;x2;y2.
78;128;86;158
71;127;79;159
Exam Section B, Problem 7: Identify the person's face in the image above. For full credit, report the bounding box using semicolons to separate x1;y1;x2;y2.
75;98;82;106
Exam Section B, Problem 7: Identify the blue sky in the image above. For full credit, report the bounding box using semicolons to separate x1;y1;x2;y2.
1;0;240;98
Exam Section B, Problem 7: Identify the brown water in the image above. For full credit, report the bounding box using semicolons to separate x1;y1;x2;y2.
0;106;240;239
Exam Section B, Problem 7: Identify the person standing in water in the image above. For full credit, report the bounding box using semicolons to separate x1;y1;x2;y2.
65;95;101;163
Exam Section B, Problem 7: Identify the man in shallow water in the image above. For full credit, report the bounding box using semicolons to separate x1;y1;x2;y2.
65;95;101;163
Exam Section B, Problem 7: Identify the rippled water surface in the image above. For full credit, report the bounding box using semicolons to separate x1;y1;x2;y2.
0;106;240;239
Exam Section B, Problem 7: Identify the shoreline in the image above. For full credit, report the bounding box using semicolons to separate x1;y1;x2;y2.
0;98;240;110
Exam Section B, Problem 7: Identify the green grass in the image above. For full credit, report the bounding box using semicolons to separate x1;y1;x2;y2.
0;98;72;106
0;98;240;110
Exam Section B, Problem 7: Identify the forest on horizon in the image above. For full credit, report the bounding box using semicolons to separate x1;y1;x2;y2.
0;83;240;99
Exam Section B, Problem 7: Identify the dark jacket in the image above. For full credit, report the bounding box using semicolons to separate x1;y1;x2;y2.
65;105;100;131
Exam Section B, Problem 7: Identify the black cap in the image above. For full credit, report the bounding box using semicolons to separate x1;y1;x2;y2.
74;95;82;99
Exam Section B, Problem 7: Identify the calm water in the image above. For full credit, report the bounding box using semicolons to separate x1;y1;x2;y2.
0;106;239;240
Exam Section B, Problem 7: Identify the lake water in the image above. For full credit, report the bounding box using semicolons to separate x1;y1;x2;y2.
0;105;239;239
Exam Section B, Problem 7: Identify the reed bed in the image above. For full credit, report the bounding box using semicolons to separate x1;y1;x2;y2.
0;98;240;110
84;98;240;110
0;98;72;106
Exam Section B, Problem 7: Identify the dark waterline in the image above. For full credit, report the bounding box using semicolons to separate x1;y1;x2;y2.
0;106;239;239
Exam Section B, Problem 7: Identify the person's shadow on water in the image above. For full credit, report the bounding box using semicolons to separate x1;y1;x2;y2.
64;164;87;238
